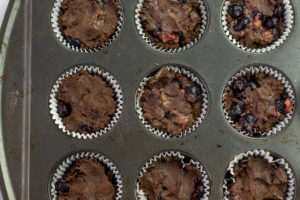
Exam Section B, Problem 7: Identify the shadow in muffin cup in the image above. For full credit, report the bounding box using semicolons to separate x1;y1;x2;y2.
135;64;209;139
50;0;124;53
221;0;294;53
222;149;295;200
135;151;210;200
49;65;124;139
135;0;209;53
49;151;123;200
221;64;295;138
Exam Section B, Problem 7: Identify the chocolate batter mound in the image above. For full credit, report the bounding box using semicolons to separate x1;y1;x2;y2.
226;0;286;49
140;67;202;136
224;72;293;136
228;156;288;200
55;158;116;200
55;69;117;134
139;157;204;200
59;0;121;50
139;0;202;49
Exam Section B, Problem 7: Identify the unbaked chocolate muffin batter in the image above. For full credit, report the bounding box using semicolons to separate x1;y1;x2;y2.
224;72;293;136
139;157;204;200
55;158;116;200
226;0;286;48
228;156;288;200
59;0;120;49
139;0;202;49
140;67;202;136
55;69;117;134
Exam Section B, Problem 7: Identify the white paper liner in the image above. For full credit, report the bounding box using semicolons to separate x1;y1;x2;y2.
136;151;210;200
223;150;295;200
49;65;123;139
49;152;123;200
136;65;209;138
135;0;208;53
222;65;295;137
221;0;294;53
51;0;124;53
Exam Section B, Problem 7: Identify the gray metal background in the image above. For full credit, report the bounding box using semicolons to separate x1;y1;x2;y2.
0;0;300;199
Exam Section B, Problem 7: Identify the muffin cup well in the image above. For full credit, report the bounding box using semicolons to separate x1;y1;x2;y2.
222;65;295;137
136;151;210;200
49;151;123;200
135;0;208;53
51;0;124;53
49;65;123;139
221;0;294;53
136;65;209;139
223;149;295;200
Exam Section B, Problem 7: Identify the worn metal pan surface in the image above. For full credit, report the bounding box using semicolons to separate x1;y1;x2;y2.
0;0;300;199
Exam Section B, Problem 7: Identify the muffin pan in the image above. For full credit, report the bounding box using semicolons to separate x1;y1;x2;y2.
0;0;300;199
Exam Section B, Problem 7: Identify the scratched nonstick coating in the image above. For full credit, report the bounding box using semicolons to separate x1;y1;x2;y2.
0;0;300;199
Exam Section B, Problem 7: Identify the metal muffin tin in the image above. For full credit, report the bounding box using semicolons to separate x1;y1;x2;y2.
0;0;300;199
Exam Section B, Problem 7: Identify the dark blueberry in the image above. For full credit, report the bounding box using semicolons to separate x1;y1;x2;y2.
239;113;259;134
247;81;258;90
228;4;243;19
79;125;94;133
55;180;69;193
149;29;159;38
264;16;276;29
149;26;163;38
233;22;246;31
65;36;81;48
245;113;257;123
275;98;285;114
233;17;250;32
179;0;187;3
184;86;201;101
58;101;71;118
232;80;245;93
252;10;264;20
174;31;185;43
171;77;183;88
164;110;172;119
230;103;245;122
280;94;288;99
236;93;247;100
240;17;250;25
274;5;284;18
240;117;249;129
192;182;204;199
271;30;280;43
76;172;86;182
162;186;167;191
276;24;281;36
271;163;279;170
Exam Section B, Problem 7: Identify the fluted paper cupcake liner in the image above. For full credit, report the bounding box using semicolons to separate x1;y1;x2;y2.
51;0;124;53
49;65;123;139
136;65;209;139
135;0;208;53
223;149;295;200
221;0;294;53
222;65;295;137
136;151;210;200
49;151;123;200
